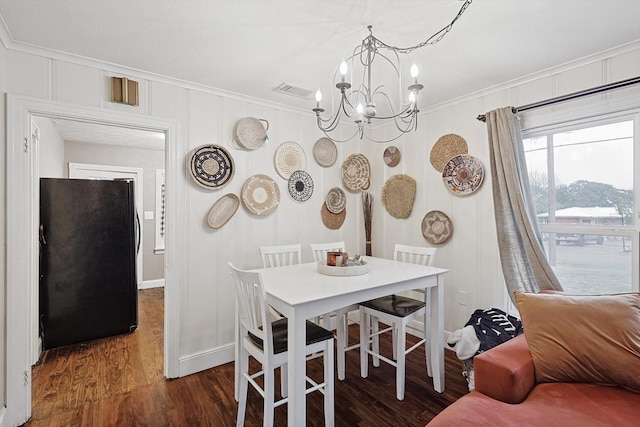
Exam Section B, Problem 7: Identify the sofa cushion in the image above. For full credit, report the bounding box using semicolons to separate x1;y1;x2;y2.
427;382;640;426
514;291;640;393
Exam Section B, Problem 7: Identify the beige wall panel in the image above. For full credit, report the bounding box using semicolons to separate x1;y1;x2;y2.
610;49;640;81
549;61;609;113
609;49;640;100
5;49;47;98
184;89;225;351
513;76;553;109
149;80;186;121
55;61;102;107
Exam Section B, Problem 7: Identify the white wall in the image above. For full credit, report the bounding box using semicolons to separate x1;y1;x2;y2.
33;116;65;178
1;29;640;424
0;35;7;419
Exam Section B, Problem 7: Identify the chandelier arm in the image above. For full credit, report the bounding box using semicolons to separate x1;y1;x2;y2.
317;104;345;133
361;128;410;143
340;94;356;116
363;90;412;120
322;127;361;143
388;110;417;130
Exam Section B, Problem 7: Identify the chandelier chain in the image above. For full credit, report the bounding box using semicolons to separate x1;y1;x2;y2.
368;0;472;54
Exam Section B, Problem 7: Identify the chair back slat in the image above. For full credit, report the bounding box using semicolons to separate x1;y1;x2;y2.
228;262;272;352
310;241;346;262
260;244;302;268
394;244;437;266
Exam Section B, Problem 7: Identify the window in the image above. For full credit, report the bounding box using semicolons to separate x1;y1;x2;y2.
523;116;638;295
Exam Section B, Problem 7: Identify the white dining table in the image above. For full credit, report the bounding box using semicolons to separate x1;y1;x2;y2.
236;256;448;426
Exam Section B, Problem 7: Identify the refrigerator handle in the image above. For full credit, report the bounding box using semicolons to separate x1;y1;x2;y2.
135;211;141;254
39;224;47;245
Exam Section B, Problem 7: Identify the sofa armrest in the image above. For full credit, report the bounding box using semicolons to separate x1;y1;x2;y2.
474;334;535;404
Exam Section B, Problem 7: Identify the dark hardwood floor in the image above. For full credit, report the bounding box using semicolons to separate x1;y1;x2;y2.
26;288;469;426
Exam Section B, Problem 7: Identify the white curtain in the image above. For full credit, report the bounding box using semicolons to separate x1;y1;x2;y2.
485;107;562;303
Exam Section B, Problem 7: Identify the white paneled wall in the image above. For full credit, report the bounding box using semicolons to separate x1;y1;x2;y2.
0;39;7;415
2;38;640;387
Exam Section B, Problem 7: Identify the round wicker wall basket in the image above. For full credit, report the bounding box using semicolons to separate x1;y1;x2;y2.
321;202;346;230
422;210;453;245
381;174;416;219
430;133;468;172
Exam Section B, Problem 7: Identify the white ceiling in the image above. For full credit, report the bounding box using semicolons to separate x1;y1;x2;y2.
46;118;165;151
2;0;640;143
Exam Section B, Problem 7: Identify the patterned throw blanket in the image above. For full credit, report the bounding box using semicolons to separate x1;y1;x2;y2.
465;307;523;354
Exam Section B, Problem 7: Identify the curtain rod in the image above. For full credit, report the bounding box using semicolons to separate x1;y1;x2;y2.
476;76;640;122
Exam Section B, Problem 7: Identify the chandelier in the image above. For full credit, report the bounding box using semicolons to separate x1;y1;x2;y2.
313;0;472;143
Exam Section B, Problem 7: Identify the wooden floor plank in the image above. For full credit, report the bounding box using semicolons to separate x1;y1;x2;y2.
27;287;469;426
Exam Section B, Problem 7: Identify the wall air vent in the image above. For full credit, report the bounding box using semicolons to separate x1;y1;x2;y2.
273;83;313;99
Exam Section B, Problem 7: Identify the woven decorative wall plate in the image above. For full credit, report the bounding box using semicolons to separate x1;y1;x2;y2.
325;187;346;214
422;210;453;245
241;174;280;216
207;193;240;229
275;141;306;179
321;202;346;230
442;154;485;196
313;137;338;167
288;170;314;202
430;133;468;172
187;144;235;189
235;117;269;150
381;174;416;219
383;146;401;167
341;153;371;191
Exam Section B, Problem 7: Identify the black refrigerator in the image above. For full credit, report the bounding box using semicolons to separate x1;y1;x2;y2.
39;178;139;349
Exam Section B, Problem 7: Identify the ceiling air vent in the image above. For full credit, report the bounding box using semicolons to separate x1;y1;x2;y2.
273;83;313;99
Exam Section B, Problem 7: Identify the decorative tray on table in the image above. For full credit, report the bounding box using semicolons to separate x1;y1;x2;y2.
317;259;369;276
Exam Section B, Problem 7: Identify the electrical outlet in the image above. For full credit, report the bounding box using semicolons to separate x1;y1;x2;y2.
144;211;154;220
456;290;468;306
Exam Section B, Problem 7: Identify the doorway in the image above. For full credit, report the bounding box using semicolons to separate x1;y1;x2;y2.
6;94;184;424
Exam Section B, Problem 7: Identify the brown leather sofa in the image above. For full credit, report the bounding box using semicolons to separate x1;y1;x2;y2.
428;334;640;426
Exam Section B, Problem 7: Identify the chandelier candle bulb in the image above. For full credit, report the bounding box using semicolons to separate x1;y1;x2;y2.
339;60;348;83
411;62;419;84
315;89;322;108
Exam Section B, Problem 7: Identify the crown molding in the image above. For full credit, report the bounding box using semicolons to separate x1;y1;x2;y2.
0;15;314;117
421;39;640;115
0;13;14;49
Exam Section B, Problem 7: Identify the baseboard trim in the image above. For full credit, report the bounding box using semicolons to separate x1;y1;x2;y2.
176;326;454;378
178;343;234;377
139;278;165;289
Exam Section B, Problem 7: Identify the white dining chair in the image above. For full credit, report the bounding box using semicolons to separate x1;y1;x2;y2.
310;241;360;381
259;243;302;268
259;243;303;396
359;244;437;400
229;262;335;427
309;241;346;265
